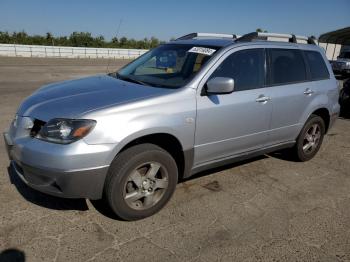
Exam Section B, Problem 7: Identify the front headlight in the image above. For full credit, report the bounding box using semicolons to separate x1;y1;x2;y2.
36;118;96;144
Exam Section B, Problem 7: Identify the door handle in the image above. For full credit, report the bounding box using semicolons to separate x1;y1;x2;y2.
304;88;314;95
256;95;271;103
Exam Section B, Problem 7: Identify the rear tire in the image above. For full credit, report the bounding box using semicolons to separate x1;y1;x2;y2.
104;143;178;221
292;114;325;162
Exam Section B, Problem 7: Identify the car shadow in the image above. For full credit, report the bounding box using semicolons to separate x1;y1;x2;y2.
182;155;268;182
90;155;270;220
7;152;294;220
7;166;89;211
267;149;299;162
0;248;26;262
90;199;119;220
339;108;350;119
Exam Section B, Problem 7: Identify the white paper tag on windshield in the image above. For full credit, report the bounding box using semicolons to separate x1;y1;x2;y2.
188;47;216;56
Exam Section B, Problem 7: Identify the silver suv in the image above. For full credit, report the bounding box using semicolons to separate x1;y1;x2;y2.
4;32;340;220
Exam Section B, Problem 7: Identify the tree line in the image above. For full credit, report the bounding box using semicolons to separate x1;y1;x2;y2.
0;29;273;49
0;31;164;49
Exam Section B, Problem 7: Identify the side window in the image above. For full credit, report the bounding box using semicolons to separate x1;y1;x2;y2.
209;49;265;92
304;51;330;80
268;49;307;85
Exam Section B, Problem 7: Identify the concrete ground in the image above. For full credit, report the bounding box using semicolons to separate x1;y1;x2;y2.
0;57;350;262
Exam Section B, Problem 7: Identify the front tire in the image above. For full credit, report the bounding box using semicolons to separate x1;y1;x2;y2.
104;143;178;221
292;114;325;162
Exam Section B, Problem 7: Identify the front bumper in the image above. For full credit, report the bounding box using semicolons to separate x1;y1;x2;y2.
333;69;350;75
3;132;113;199
332;66;350;75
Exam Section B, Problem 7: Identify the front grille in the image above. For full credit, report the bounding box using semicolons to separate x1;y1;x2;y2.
30;119;46;137
333;62;346;70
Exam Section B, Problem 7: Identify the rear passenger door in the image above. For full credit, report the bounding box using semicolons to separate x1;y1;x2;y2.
266;48;313;143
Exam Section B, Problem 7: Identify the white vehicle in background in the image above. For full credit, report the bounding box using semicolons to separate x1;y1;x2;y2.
332;50;350;76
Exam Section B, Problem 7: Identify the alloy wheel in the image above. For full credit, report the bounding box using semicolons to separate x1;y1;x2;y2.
123;162;169;210
302;123;321;154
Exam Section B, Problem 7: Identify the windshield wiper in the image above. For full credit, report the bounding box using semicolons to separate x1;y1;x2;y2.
115;73;151;86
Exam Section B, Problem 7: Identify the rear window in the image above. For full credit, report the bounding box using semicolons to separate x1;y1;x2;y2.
304;51;329;80
268;49;307;85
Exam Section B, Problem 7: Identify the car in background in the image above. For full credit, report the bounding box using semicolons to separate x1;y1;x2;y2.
332;51;350;76
340;78;350;114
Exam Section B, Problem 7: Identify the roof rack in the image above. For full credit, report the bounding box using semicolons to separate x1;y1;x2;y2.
236;32;316;45
176;32;237;41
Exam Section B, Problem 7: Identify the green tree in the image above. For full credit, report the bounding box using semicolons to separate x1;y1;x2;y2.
94;35;105;47
13;31;28;44
31;35;46;45
69;32;94;47
0;31;11;43
111;37;119;47
150;37;159;48
119;37;128;48
46;32;54;46
0;30;162;49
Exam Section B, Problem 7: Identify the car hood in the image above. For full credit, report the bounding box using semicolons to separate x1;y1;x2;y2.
18;75;173;121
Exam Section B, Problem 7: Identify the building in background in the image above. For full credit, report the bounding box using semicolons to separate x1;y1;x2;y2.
318;27;350;61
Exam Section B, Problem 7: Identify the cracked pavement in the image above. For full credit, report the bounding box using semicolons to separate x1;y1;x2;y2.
0;57;349;262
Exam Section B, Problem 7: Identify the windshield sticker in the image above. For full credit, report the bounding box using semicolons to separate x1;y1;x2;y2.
188;47;216;56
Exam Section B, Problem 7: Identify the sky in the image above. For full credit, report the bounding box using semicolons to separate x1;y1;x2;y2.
0;0;349;41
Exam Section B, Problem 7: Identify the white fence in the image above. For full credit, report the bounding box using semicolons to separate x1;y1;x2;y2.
319;42;339;60
0;42;348;61
0;44;148;59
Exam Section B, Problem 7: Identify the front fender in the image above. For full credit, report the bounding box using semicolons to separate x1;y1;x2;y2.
82;88;197;163
108;127;184;162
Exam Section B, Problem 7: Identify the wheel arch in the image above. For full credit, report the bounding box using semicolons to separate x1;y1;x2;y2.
310;107;330;133
113;132;193;180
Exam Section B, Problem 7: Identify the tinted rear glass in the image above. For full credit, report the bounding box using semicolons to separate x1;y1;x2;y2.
304;51;329;80
268;49;307;85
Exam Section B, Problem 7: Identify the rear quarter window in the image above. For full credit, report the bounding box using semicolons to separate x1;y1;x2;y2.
304;50;330;80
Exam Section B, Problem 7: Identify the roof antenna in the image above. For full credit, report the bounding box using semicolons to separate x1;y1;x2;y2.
107;19;123;74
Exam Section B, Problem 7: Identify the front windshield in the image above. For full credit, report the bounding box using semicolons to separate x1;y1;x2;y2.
339;52;350;59
116;44;220;88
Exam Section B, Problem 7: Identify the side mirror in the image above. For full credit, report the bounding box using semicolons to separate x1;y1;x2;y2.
206;77;235;95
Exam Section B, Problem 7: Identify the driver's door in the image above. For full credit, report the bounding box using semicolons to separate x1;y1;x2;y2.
194;48;272;165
